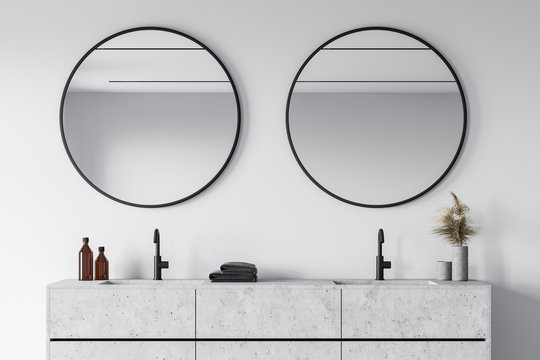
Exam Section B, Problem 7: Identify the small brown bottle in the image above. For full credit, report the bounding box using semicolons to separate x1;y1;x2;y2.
95;247;109;280
78;237;93;281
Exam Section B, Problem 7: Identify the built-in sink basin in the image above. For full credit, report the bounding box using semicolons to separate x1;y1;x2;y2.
334;279;438;286
100;280;154;285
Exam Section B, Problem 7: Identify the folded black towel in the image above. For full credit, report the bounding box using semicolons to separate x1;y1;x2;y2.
209;270;258;282
209;262;258;282
220;262;257;272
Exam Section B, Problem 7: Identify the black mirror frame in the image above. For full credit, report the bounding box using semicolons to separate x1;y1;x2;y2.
285;26;467;208
60;26;241;208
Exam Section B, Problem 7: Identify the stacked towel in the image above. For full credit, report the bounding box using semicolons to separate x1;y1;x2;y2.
209;262;258;282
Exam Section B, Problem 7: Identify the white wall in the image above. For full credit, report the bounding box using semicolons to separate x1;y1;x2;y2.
1;1;539;359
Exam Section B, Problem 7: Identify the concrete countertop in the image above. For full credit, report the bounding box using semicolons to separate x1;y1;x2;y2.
48;278;490;290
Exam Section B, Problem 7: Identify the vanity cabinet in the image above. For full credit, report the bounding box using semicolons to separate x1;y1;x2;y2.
48;280;490;360
196;288;341;338
48;281;197;360
341;282;491;360
342;285;490;338
194;286;340;360
48;286;195;338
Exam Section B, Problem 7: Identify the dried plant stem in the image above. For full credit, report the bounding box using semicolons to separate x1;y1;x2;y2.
433;192;477;246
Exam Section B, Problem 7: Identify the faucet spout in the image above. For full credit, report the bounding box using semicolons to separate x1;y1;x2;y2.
153;229;160;256
378;228;384;256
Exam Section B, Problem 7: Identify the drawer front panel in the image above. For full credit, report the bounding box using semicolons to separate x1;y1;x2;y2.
343;341;489;360
49;341;194;360
49;288;195;338
196;289;341;338
342;288;490;338
197;341;340;360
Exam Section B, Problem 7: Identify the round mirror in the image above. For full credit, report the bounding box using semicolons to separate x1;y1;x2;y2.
286;27;466;207
61;27;240;207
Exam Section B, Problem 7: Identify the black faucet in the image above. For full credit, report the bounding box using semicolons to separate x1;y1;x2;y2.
375;229;391;280
153;229;169;280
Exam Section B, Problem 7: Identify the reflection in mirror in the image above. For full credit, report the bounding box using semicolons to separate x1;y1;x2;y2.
61;28;240;207
287;28;466;207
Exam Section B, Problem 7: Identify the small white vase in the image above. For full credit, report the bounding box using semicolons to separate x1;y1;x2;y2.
452;246;468;281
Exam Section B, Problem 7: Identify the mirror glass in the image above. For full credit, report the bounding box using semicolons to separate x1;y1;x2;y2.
61;28;240;207
287;28;466;207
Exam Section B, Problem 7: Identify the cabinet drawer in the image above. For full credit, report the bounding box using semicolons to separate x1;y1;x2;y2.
196;289;341;338
343;341;489;360
197;341;340;360
49;341;194;360
48;288;195;338
342;287;490;338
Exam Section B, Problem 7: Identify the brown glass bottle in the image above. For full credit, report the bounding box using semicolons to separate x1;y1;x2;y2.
78;237;93;281
95;247;109;280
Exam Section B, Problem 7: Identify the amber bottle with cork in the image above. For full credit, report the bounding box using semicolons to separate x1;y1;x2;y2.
78;237;93;281
95;247;109;280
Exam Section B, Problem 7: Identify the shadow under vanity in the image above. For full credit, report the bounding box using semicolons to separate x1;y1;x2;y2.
47;280;490;360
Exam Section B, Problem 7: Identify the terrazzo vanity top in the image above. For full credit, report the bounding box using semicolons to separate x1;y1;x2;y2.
48;279;489;290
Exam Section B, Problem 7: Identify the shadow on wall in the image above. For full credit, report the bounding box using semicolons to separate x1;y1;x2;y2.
492;286;540;360
464;201;537;360
484;203;540;359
